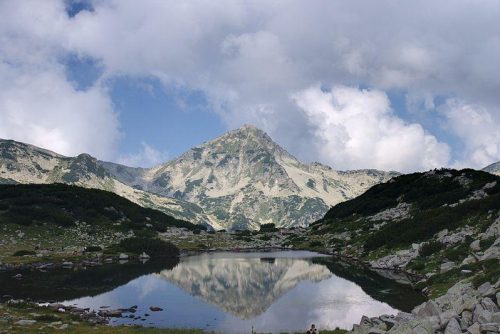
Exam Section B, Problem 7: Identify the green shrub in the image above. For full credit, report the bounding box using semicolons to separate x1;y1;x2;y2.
309;240;323;247
259;223;278;232
13;249;36;256
419;241;444;257
84;245;102;252
443;243;469;261
118;237;179;258
480;236;496;250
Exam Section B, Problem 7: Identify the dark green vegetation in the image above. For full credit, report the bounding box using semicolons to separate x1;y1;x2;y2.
315;169;500;252
306;168;500;297
259;222;278;232
116;237;180;258
0;183;200;232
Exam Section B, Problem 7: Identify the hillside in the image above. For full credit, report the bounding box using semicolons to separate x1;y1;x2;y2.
0;183;197;231
300;169;500;297
104;125;397;230
483;161;500;176
0;139;213;227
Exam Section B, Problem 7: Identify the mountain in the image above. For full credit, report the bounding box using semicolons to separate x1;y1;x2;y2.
483;161;500;176
104;125;397;230
0;139;211;226
303;168;500;297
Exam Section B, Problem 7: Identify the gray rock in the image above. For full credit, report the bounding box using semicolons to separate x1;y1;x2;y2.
479;323;500;332
413;300;441;317
461;310;473;329
440;310;459;328
441;261;456;273
477;282;495;297
481;297;499;313
470;240;481;252
490;312;500;323
474;306;492;324
14;319;37;325
496;292;500;308
480;245;500;261
444;317;461;334
466;322;480;334
461;255;477;265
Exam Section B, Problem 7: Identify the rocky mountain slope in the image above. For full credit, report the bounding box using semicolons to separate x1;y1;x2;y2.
300;168;499;298
104;125;397;230
483;161;500;176
0;139;211;226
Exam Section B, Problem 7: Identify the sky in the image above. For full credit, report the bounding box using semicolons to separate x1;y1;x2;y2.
0;0;500;172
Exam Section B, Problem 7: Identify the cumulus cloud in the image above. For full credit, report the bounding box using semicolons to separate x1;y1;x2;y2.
0;0;120;159
292;86;450;172
1;1;500;169
118;142;168;168
440;99;500;169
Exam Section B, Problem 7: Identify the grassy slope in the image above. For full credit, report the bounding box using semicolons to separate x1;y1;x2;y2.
0;183;203;264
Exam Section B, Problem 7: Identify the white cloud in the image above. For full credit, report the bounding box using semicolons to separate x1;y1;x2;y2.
0;64;120;159
1;1;500;170
118;142;168;168
0;0;120;159
292;86;450;172
440;99;500;169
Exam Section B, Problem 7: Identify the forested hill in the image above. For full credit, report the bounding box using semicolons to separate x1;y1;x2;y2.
0;183;201;232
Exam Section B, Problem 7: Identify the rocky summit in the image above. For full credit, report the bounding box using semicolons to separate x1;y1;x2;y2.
103;125;397;230
484;161;500;177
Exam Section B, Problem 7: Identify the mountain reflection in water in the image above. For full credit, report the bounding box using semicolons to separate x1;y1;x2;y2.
158;252;332;318
60;251;424;333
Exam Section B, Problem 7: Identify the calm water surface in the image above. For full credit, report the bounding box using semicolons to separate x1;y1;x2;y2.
3;251;425;333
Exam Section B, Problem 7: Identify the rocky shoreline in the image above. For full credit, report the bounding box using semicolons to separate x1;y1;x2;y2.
348;279;500;334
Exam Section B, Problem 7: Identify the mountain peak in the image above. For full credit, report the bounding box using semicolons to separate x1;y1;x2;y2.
230;124;269;138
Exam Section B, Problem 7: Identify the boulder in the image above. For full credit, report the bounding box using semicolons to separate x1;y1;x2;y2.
460;310;473;330
466;322;480;334
470;240;481;252
473;304;492;324
413;301;441;317
480;297;499;313
477;282;495;297
443;317;461;334
119;253;128;260
14;319;37;326
140;252;150;259
149;306;163;312
440;262;456;273
480;244;500;261
461;255;477;265
479;323;500;332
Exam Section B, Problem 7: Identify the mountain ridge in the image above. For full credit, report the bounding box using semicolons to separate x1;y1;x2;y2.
102;124;398;229
1;125;397;230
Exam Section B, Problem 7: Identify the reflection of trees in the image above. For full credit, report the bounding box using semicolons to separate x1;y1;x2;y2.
0;259;178;302
158;256;332;319
312;258;426;312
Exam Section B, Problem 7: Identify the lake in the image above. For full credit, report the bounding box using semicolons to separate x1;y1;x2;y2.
1;251;425;333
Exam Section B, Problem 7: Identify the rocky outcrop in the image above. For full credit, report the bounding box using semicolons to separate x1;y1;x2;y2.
348;280;500;334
